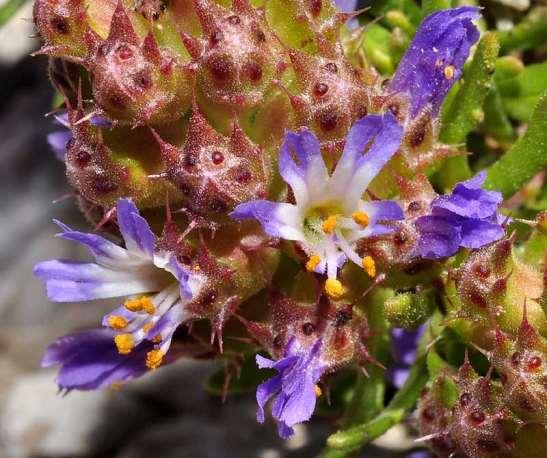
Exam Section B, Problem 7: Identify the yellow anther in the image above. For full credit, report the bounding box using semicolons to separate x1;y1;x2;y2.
152;335;163;344
114;333;134;354
306;255;321;272
107;315;128;330
124;296;155;314
325;278;344;299
362;256;376;277
352;211;370;227
314;384;322;397
444;65;455;80
146;349;164;370
322;215;338;234
142;323;154;334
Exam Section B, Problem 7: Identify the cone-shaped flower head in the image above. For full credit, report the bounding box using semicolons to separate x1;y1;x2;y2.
416;172;504;259
256;338;326;439
231;113;404;298
389;7;481;118
34;198;204;390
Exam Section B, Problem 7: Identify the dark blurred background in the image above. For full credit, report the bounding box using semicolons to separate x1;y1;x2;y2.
0;5;413;457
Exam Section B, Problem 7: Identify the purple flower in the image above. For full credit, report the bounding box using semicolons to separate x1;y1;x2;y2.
47;112;111;160
387;326;425;388
35;198;205;390
256;339;326;439
390;7;481;118
416;172;504;259
231;114;404;297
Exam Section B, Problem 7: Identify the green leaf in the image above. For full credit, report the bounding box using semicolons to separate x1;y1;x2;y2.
437;33;500;189
440;32;500;144
0;0;26;27
421;0;452;16
325;357;429;451
426;350;448;378
496;7;547;53
485;92;547;198
498;62;547;122
362;24;395;75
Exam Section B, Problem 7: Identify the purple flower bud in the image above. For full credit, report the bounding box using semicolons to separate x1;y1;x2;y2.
390;7;481;118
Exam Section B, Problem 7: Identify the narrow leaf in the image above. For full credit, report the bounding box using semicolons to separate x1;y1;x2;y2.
485;92;547;197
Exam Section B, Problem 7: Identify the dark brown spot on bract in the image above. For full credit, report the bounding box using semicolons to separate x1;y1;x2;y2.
469;410;485;425
325;62;338;74
408;201;421;212
459;392;472;407
94;175;118;194
135;70;153;90
51;16;69;35
472;263;491;278
319;111;338;131
75;149;91;166
236;167;252;184
313;82;328;97
211;151;224;165
227;15;241;25
116;44;134;60
302;322;315;335
247;61;263;82
421;406;435;422
309;0;322;16
210;29;224;47
408;125;426;147
210;199;227;213
200;290;218;306
210;57;232;82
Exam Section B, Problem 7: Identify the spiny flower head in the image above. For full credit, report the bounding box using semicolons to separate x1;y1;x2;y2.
34;198;205;389
85;2;194;125
287;46;370;148
153;103;270;220
33;0;90;61
489;314;547;425
231;113;404;298
181;0;287;112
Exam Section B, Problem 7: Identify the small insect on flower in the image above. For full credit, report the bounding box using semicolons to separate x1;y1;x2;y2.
231;113;404;297
256;338;326;439
35;198;205;390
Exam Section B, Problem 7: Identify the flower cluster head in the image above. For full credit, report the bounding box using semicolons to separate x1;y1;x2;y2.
416;172;504;260
35;199;204;389
232;112;404;298
31;0;544;452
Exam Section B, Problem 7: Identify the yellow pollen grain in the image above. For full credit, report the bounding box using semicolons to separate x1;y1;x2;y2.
444;65;455;80
142;323;154;334
152;335;163;344
107;315;128;330
352;211;370;227
306;254;321;272
110;381;124;391
124;296;155;314
322;215;338;234
146;349;164;370
362;256;376;277
325;278;344;299
114;333;134;355
314;385;322;397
